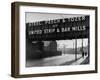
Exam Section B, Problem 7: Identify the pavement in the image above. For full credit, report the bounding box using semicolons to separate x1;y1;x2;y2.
80;57;89;64
71;55;88;65
26;54;88;67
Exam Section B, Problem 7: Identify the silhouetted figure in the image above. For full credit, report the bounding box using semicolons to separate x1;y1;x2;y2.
85;52;87;56
82;51;85;58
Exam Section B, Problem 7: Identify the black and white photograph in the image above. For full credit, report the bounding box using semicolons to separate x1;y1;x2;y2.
11;2;97;78
25;13;90;67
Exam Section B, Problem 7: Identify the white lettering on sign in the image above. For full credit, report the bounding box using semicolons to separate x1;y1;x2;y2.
68;16;86;22
44;29;55;34
72;26;86;31
61;27;70;32
29;30;42;35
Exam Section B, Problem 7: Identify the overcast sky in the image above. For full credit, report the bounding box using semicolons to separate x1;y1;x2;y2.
25;12;85;23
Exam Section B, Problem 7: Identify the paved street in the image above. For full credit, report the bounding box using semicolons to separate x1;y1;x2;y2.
26;54;88;67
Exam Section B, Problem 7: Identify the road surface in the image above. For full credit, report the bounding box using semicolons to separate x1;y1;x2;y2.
26;53;88;67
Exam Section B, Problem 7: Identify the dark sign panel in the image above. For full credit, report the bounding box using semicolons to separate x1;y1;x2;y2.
26;16;89;41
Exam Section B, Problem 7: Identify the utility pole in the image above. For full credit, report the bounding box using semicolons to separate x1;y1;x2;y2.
73;39;74;54
88;37;90;63
82;38;84;57
75;39;77;61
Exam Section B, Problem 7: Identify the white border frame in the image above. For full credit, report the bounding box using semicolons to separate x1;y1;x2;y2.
19;5;96;75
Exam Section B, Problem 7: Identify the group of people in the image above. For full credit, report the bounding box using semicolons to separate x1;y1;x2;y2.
82;51;88;58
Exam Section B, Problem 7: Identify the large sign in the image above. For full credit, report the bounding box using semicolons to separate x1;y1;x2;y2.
26;16;89;40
